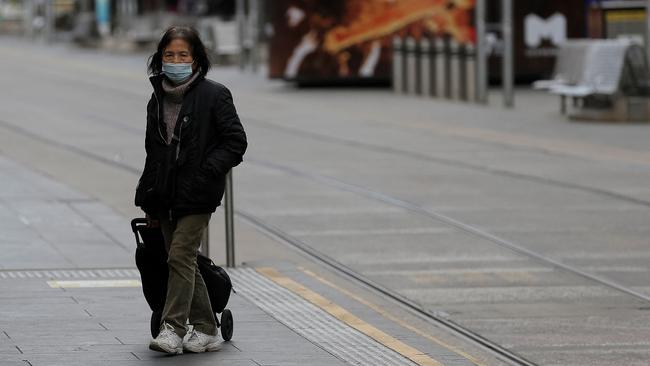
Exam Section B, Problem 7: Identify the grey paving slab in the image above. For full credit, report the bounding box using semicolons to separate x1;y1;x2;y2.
0;149;454;365
461;314;650;349
13;358;259;366
68;201;137;251
1;240;74;270
520;347;650;366
0;153;370;366
3;353;140;364
0;275;400;366
0;155;133;270
0;361;31;366
0;344;21;355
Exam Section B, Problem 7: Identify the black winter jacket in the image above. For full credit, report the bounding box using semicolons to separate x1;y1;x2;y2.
135;73;247;219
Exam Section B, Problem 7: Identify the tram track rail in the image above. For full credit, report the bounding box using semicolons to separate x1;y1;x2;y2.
2;115;649;365
244;156;650;303
237;210;538;366
244;117;650;209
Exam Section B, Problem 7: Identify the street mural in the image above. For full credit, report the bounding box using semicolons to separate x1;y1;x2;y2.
267;0;476;81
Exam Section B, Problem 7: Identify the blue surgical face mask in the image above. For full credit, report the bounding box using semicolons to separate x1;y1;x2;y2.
162;62;194;84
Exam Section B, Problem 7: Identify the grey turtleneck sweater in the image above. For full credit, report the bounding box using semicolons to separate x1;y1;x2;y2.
161;72;200;144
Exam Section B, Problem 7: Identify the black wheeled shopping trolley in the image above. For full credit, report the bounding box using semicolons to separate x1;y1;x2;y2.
130;218;234;340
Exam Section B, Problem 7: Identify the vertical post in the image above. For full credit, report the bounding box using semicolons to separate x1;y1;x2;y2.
435;37;446;98
249;0;260;73
236;0;246;70
116;0;124;33
23;0;34;38
502;0;514;107
392;37;404;94
475;0;488;103
128;0;137;17
646;0;650;64
406;37;418;95
450;39;461;100
465;43;477;102
119;0;136;32
45;0;55;41
420;38;432;97
224;170;235;267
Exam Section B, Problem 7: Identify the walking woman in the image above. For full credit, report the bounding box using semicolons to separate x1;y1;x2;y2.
135;26;247;354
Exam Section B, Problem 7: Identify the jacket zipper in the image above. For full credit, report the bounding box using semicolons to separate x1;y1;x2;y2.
152;91;167;144
176;120;183;159
169;118;184;222
153;91;173;223
153;83;190;222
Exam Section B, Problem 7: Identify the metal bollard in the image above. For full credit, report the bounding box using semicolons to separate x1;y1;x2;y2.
435;37;447;98
199;170;235;267
249;0;260;73
224;170;235;267
449;39;461;100
465;43;477;102
502;0;514;107
475;0;488;104
405;37;419;95
392;37;404;94
237;0;246;70
419;38;433;97
459;44;468;101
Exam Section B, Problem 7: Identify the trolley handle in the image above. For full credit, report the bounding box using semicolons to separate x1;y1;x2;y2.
131;218;149;248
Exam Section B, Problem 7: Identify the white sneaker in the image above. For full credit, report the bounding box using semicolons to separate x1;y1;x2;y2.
149;322;183;355
183;329;221;353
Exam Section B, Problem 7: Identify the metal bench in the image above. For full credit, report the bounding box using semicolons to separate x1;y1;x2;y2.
533;40;590;93
534;39;650;120
196;18;241;63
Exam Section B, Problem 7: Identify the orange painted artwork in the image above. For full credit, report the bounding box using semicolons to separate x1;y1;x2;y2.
268;0;476;81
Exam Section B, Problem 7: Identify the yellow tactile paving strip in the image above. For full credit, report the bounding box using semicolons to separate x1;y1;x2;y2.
299;268;486;366
257;267;446;366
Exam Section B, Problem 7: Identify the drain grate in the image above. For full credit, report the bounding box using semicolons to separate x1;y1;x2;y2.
230;268;417;366
0;268;140;279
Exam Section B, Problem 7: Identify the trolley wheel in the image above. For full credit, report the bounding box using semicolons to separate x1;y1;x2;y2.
220;309;233;341
151;311;162;338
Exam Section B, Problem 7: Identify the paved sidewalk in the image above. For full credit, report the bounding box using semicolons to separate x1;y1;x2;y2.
0;155;133;271
0;154;350;366
0;154;361;366
0;153;484;366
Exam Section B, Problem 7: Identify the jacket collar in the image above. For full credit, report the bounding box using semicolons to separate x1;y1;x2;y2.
149;72;205;97
149;72;204;143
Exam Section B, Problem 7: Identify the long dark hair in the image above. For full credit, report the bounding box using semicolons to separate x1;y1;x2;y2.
147;26;211;76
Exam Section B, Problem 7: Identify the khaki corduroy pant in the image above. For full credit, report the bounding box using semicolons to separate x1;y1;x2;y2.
158;213;217;338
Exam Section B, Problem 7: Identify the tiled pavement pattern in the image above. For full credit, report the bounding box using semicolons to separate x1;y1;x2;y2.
0;154;369;366
0;153;477;366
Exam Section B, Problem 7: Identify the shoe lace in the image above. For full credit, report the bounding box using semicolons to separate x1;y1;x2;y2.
187;329;204;343
160;322;176;336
